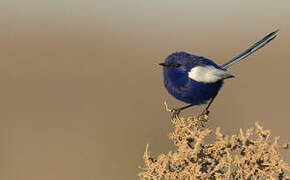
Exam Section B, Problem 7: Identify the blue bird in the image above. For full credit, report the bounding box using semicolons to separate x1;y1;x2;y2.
160;30;279;117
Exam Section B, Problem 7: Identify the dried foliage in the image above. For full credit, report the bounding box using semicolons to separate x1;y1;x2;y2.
139;110;290;180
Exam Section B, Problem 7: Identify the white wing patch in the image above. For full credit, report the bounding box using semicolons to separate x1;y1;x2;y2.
188;65;233;83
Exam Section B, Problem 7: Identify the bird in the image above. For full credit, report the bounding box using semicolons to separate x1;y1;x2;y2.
159;30;279;118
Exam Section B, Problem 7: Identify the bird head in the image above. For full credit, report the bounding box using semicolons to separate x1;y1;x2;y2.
159;52;194;73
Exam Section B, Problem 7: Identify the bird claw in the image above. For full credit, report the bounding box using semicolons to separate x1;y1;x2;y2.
197;109;210;127
164;102;182;119
200;109;210;116
171;108;181;119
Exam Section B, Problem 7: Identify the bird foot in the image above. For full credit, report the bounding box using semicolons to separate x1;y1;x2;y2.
171;108;181;119
164;102;181;119
200;109;210;116
197;109;210;127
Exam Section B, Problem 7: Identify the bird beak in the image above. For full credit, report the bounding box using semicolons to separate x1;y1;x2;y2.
159;62;169;67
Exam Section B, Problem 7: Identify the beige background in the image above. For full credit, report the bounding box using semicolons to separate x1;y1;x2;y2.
0;0;289;179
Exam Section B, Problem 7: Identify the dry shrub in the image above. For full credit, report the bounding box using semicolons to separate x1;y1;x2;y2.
138;111;290;180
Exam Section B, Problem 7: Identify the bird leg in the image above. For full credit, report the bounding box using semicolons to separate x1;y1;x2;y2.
200;95;217;117
171;104;194;119
167;94;217;119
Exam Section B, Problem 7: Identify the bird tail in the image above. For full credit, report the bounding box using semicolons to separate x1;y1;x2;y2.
222;29;279;69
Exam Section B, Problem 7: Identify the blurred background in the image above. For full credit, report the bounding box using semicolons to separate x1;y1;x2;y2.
0;0;289;179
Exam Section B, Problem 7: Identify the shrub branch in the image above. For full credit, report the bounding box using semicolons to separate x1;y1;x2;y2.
139;109;290;180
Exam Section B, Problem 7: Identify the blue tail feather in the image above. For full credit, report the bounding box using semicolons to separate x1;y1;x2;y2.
222;29;279;69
